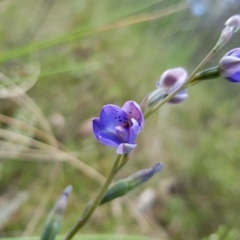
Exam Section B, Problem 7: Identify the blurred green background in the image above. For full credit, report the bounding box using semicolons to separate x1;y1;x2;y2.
0;0;240;239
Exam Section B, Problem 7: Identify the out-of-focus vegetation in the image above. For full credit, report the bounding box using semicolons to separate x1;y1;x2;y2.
0;0;240;239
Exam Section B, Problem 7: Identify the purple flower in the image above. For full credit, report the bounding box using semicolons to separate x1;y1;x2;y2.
92;101;144;154
156;68;188;104
219;48;240;83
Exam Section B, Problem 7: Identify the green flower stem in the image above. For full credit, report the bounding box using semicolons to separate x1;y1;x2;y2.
144;48;218;119
64;154;122;240
115;154;129;172
79;154;129;221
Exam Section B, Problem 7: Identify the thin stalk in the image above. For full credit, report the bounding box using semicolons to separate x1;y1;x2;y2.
64;154;122;240
116;154;129;172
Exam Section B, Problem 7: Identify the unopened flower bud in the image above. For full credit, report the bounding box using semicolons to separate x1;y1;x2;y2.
41;185;72;240
156;68;188;104
127;163;163;190
215;15;240;51
219;48;240;83
225;15;240;33
100;163;163;205
218;27;233;47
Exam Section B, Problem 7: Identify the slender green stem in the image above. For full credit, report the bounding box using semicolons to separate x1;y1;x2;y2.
76;154;128;221
144;48;218;119
116;154;129;172
64;154;122;240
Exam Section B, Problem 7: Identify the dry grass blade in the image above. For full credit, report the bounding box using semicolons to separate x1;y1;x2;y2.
0;128;105;182
0;64;40;99
0;114;65;150
0;61;105;182
86;2;188;35
0;72;57;147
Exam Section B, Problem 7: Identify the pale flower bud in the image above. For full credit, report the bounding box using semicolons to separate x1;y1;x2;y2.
156;68;188;104
215;15;240;51
225;15;240;33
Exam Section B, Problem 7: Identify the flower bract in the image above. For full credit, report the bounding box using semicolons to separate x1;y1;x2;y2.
92;101;144;154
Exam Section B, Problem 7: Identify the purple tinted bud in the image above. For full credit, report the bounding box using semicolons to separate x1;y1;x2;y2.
156;68;188;104
128;163;164;190
218;27;234;46
225;15;240;33
100;163;163;205
92;101;144;154
52;185;72;220
215;15;240;51
219;48;240;83
41;186;72;240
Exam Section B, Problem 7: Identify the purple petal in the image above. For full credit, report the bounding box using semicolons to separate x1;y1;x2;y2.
219;56;240;77
225;48;240;58
115;125;129;143
92;118;104;138
129;118;140;143
220;49;240;83
169;91;188;104
157;69;178;88
99;132;122;146
100;104;128;131
122;101;144;132
116;143;137;154
157;68;187;91
92;119;119;147
226;71;240;82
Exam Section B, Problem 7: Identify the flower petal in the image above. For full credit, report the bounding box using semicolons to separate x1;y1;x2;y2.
116;143;137;154
225;48;240;58
129;118;140;143
157;68;187;91
226;72;240;82
122;101;144;132
99;132;122;147
92;119;119;147
219;56;240;78
92;118;104;138
100;104;129;131
220;48;240;83
115;125;129;143
169;90;188;104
